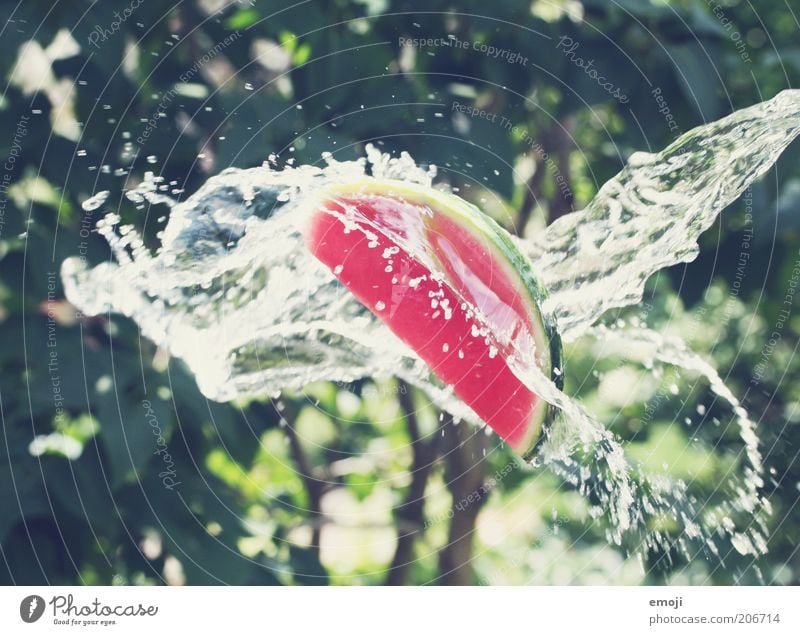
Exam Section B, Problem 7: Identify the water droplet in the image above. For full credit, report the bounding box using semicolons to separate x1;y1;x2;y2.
81;191;110;212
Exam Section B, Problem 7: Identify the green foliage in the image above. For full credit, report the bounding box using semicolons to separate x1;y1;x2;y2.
0;0;798;586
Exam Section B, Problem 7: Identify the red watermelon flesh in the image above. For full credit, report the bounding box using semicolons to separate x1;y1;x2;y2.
304;179;561;456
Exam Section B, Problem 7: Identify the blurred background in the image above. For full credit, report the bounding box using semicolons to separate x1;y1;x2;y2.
1;0;799;585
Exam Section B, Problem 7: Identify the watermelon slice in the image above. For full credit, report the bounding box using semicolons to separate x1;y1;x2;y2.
305;178;562;458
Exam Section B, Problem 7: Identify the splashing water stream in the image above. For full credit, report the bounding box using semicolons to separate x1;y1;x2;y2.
62;90;800;566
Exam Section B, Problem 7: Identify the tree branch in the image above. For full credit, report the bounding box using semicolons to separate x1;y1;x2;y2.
546;119;576;224
516;118;576;233
385;381;441;585
437;417;490;585
516;158;546;236
281;402;325;549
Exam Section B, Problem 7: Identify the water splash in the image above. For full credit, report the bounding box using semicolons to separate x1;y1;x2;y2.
62;91;800;565
527;89;800;341
579;324;769;558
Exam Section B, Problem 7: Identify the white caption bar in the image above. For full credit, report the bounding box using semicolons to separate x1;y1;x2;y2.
1;586;796;634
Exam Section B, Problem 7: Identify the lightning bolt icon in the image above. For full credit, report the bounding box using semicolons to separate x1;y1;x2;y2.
28;597;38;618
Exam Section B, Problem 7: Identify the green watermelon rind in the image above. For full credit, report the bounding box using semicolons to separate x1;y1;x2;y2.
320;178;563;458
